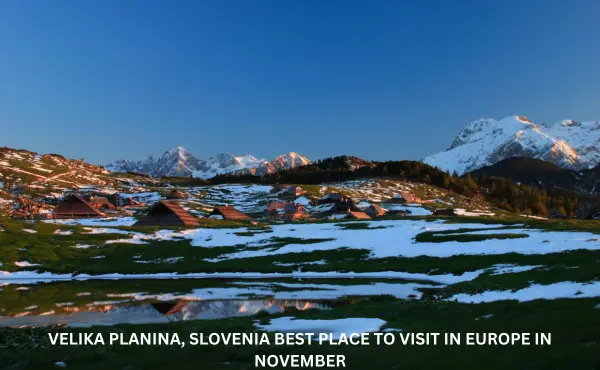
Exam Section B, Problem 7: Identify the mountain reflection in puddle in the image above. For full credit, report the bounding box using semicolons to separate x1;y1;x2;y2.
0;300;330;327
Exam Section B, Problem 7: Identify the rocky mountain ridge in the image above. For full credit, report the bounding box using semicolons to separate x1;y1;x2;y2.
106;147;310;179
424;116;600;174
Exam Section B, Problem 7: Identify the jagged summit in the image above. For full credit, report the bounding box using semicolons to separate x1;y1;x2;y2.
424;115;600;174
106;147;310;179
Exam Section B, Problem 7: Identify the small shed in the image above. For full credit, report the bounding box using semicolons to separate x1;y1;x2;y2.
265;201;288;220
210;205;252;221
53;194;105;219
280;186;305;199
122;197;145;208
266;201;287;212
88;196;116;210
270;184;288;194
318;193;352;205
134;201;199;227
388;192;421;204
282;204;309;221
166;190;187;200
365;204;386;218
346;210;371;220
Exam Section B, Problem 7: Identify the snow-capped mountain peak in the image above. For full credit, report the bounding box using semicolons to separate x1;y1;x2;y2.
424;115;600;174
106;148;310;179
272;152;311;170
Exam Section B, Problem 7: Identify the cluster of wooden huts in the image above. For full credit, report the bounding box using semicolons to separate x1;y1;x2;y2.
50;185;448;227
53;193;145;219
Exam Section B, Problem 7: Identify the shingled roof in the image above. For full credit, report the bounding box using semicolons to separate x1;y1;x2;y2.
53;194;105;219
365;204;386;217
166;190;187;200
211;205;252;221
89;196;116;210
134;201;199;227
266;202;289;212
347;210;371;220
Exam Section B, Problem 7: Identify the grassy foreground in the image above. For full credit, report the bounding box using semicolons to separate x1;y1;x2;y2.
1;297;599;369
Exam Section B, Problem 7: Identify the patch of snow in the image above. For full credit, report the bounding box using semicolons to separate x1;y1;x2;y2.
381;203;432;216
149;221;600;261
0;268;492;286
255;317;386;340
294;196;311;206
53;229;73;236
44;217;137;227
72;244;93;249
274;259;327;267
450;281;600;303
382;328;403;332
135;257;183;264
14;261;40;267
455;208;495;217
489;264;541;275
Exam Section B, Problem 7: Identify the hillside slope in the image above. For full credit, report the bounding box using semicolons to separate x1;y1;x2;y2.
470;157;600;196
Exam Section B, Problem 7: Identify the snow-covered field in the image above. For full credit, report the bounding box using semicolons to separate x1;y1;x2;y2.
34;220;598;261
255;317;387;340
451;281;600;303
44;217;137;227
3;216;600;306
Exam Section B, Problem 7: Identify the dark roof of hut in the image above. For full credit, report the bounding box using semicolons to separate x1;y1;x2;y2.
166;190;186;200
267;202;289;211
134;201;199;227
211;205;251;221
89;196;116;209
366;204;386;217
53;194;105;219
347;210;371;220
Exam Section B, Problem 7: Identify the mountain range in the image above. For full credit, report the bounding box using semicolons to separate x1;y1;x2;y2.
106;146;310;179
424;116;600;175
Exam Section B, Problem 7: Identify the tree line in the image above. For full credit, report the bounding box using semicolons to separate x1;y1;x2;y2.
208;156;586;218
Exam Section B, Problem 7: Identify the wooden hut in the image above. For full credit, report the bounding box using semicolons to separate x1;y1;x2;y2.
365;204;386;218
280;186;305;199
134;201;199;227
210;205;251;221
122;197;146;208
166;190;187;200
318;193;352;205
53;194;105;219
265;202;287;220
88;196;116;210
270;184;288;194
346;210;371;220
265;202;308;221
282;204;309;221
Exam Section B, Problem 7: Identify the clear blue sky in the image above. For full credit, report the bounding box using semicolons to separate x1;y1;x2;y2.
1;0;599;164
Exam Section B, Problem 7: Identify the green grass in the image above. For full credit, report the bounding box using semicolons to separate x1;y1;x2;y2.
1;215;600;369
1;297;599;369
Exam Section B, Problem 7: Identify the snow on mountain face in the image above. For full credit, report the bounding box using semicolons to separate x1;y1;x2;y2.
424;116;600;174
106;147;310;179
271;152;311;170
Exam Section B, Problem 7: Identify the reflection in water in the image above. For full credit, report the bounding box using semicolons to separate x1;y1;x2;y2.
0;299;329;327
